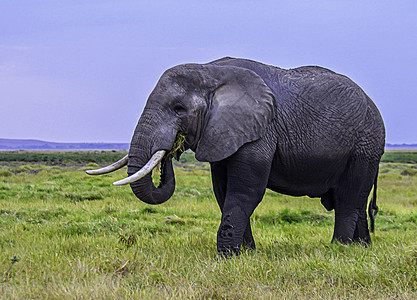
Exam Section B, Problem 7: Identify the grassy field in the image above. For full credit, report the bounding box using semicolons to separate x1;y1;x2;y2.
0;151;416;299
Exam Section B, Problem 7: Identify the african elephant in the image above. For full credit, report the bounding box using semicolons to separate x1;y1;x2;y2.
87;57;385;256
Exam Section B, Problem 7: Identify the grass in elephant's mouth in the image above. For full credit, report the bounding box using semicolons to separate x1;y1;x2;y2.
152;133;187;186
168;132;187;160
0;151;416;299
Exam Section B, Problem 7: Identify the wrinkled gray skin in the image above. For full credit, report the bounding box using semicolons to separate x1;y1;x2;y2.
127;57;385;256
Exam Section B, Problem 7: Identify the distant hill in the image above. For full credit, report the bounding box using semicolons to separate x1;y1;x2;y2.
385;143;417;150
0;138;416;151
0;138;129;150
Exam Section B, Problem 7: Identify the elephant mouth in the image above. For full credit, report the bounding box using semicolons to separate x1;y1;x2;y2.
167;132;187;160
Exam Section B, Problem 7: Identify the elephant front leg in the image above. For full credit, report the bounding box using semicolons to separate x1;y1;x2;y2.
217;197;262;256
242;220;256;250
214;138;275;257
216;166;271;256
211;161;256;252
211;161;251;254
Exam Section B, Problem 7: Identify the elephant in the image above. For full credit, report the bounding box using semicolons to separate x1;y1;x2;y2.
86;57;385;256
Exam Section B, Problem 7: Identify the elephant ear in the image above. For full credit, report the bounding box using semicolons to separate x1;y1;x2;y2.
195;66;275;162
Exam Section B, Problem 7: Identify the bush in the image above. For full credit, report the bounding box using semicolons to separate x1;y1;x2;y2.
85;163;100;169
401;168;417;176
381;151;417;164
0;170;13;177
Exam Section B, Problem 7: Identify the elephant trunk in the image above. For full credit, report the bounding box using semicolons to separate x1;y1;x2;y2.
126;111;177;205
127;154;175;205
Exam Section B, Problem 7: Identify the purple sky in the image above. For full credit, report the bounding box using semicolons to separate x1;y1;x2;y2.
1;1;416;144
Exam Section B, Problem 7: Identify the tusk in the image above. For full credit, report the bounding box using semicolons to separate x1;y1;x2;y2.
85;155;128;175
113;150;166;186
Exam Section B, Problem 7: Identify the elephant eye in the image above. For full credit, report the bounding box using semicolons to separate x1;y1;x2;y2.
173;103;187;115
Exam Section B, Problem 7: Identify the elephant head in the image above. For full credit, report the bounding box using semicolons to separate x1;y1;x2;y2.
87;62;275;204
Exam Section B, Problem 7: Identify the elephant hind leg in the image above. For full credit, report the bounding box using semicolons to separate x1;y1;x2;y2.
321;189;335;211
332;158;379;245
353;208;371;245
332;204;370;245
332;210;360;244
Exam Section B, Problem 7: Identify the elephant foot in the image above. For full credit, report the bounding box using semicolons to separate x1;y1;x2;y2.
352;214;372;245
332;209;371;246
217;220;242;257
217;207;249;257
217;238;255;258
217;224;255;257
217;246;240;258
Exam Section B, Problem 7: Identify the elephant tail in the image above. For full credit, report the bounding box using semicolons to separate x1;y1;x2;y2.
368;169;379;233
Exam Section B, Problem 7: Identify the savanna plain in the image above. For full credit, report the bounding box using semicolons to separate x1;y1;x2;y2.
0;151;416;299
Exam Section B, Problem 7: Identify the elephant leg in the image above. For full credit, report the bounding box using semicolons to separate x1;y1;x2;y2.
216;139;274;257
210;161;227;211
332;209;360;244
333;204;370;245
332;158;378;245
352;206;371;244
242;221;256;250
211;161;256;251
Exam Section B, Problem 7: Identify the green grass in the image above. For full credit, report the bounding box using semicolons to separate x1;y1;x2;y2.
0;151;128;164
0;152;416;299
381;150;417;164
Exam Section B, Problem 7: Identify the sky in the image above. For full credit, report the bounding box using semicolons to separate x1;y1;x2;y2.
1;1;416;144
